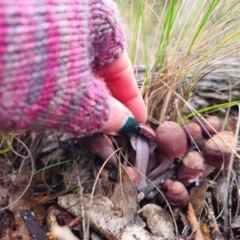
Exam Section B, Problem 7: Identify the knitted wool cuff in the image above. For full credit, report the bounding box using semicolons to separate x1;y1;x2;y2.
0;0;125;136
90;0;126;70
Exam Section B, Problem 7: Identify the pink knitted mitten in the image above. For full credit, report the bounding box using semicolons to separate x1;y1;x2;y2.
0;0;125;136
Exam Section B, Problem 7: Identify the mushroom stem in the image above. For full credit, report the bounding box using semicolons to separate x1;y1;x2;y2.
81;134;118;166
146;151;157;174
130;135;150;190
147;157;174;181
146;141;157;174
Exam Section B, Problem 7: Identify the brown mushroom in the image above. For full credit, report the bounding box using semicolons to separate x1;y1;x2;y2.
80;134;118;166
147;122;188;181
203;132;235;169
156;121;187;159
183;122;203;140
201;116;221;137
177;151;204;185
162;179;189;208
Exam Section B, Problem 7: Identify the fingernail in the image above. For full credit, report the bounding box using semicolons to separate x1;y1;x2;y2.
118;116;140;137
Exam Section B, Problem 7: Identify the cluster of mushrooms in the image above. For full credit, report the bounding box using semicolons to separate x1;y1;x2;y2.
82;116;236;208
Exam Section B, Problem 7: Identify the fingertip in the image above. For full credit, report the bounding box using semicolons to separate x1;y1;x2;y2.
124;95;148;123
98;50;148;125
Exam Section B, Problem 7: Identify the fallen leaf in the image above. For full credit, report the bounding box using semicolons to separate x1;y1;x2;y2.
121;224;180;240
200;221;213;240
187;203;204;240
138;204;176;238
109;166;138;224
0;210;15;239
58;194;125;239
58;193;180;240
8;186;45;240
189;180;208;216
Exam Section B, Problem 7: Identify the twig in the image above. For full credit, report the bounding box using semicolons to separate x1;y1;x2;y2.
187;203;204;240
0;136;34;211
20;210;49;240
141;169;175;197
72;137;87;240
68;216;82;228
52;225;79;240
224;103;240;234
74;160;86;240
228;176;234;225
206;192;224;240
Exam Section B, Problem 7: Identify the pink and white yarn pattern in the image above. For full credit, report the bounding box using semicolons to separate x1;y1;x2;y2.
0;0;125;136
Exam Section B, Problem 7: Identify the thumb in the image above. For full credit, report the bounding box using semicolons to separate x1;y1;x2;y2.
100;95;135;135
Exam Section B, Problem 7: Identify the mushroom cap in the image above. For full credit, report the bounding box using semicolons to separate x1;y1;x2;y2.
81;134;111;153
177;151;204;180
139;123;156;141
162;179;189;208
201;116;221;137
155;121;187;159
203;132;235;169
183;122;203;140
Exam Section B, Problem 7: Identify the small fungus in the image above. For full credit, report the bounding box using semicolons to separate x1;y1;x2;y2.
201;116;221;137
162;179;189;208
81;134;118;166
203;132;235;169
155;121;187;159
177;151;204;185
124;166;142;184
183;122;203;141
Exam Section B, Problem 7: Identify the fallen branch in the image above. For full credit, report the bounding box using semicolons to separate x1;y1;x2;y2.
187;203;204;240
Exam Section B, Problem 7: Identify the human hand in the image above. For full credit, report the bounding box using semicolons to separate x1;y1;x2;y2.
97;50;147;135
0;0;146;137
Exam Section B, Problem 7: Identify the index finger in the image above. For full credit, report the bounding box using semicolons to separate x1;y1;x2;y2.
97;50;147;123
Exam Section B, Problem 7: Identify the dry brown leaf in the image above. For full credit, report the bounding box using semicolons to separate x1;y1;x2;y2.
58;193;125;239
109;166;138;224
58;193;181;240
212;173;228;211
96;166;116;197
120;225;180;240
138;204;176;238
2;186;46;239
187;203;204;240
0;210;15;239
200;221;213;240
93;165;138;224
206;192;224;240
189;180;208;216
